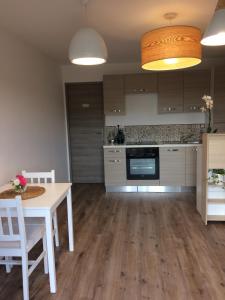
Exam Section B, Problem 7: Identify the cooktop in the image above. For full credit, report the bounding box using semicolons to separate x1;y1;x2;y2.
125;141;158;145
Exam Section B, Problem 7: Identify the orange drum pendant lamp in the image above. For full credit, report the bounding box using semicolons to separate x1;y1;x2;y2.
141;20;202;71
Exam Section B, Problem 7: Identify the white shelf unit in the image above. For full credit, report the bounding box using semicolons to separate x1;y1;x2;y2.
207;185;225;221
198;134;225;224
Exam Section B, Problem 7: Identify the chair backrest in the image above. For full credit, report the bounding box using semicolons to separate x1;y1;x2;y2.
0;196;26;249
22;170;55;184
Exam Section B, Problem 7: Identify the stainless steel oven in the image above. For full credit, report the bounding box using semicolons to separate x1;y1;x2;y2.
126;147;159;180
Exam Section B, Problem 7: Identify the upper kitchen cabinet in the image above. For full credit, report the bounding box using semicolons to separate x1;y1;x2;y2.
214;67;225;124
158;71;183;113
124;74;157;94
103;75;125;115
183;69;211;113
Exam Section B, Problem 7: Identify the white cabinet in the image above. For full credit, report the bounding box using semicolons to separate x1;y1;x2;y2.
160;147;186;186
104;148;126;185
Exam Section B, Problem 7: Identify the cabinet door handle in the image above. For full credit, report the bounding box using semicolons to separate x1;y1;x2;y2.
109;159;121;163
167;149;179;152
111;109;121;113
108;150;121;153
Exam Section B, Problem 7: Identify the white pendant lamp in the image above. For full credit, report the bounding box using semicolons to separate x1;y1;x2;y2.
68;0;108;65
69;27;107;65
201;2;225;46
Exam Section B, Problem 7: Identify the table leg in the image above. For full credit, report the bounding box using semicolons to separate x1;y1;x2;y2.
66;187;74;251
45;212;57;293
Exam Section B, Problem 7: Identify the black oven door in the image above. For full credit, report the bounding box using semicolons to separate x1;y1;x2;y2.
126;148;159;180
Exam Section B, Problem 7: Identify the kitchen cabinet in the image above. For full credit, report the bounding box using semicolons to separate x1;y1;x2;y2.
214;67;225;124
103;75;125;115
185;147;198;186
196;146;203;215
104;145;199;190
183;69;211;112
159;147;186;185
124;73;157;94
104;148;126;185
158;71;183;113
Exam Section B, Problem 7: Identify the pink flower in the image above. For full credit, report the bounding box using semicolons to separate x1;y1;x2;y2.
16;175;27;187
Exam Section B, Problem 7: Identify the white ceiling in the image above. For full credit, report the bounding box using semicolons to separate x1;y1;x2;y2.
0;0;224;64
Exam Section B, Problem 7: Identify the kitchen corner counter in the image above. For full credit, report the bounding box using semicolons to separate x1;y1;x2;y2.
103;143;202;148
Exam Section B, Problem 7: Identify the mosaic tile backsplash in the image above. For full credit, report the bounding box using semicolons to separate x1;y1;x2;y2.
105;124;206;144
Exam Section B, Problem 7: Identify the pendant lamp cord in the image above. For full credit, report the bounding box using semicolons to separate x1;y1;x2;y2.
81;0;90;26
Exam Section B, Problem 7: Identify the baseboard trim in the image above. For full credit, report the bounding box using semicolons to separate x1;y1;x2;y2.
105;186;195;193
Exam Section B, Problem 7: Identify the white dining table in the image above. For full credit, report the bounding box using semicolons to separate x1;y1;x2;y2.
0;182;74;294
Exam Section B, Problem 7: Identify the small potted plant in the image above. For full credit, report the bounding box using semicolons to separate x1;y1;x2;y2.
11;175;27;193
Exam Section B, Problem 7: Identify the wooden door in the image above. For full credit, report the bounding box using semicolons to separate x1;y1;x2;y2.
66;82;104;183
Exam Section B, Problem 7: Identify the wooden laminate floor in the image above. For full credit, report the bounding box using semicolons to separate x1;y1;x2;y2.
1;184;225;300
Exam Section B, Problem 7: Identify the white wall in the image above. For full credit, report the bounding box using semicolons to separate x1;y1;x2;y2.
61;58;225;83
105;94;205;126
0;27;68;185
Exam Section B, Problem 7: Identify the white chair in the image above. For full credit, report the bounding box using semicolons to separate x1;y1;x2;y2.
21;170;59;247
0;196;48;300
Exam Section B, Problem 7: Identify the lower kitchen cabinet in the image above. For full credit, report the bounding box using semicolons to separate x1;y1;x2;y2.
104;148;126;185
185;147;198;186
104;146;199;189
159;147;186;186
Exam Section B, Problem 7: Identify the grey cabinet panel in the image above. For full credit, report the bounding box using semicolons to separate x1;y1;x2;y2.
125;74;157;94
214;67;225;123
183;69;211;112
160;147;186;185
158;71;183;114
103;75;125;115
185;147;197;186
104;148;126;185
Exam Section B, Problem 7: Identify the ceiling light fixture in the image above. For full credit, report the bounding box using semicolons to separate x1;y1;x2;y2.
201;0;225;46
68;0;108;65
141;13;202;71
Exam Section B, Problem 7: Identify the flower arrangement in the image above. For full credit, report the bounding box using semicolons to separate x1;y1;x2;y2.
200;95;217;133
208;169;225;189
11;175;27;193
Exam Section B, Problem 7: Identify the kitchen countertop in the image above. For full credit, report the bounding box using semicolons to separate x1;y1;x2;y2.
103;143;202;148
